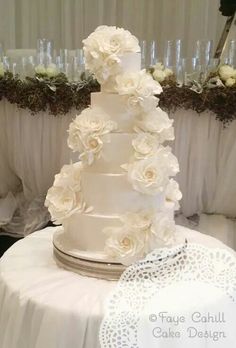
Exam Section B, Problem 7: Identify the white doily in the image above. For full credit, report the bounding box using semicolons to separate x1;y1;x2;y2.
99;243;236;348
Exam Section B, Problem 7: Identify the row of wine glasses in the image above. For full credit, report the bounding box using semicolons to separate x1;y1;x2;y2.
141;39;236;68
0;39;86;81
0;38;236;83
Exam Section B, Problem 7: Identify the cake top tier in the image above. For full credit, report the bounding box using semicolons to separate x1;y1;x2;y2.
83;25;141;86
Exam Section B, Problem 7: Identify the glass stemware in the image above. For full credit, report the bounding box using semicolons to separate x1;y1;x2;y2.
164;39;183;69
226;40;236;67
194;40;213;67
181;57;202;85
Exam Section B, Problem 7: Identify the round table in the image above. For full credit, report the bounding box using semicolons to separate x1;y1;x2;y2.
0;226;234;348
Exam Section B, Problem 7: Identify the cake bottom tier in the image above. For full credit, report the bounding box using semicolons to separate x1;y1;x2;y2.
61;203;175;260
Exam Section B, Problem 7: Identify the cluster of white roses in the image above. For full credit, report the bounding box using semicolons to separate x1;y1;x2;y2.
218;65;236;87
115;70;179;199
115;69;162;114
103;62;181;265
122;144;179;196
104;211;176;265
67;107;118;165
83;25;140;84
45;162;88;224
151;62;174;83
35;63;59;78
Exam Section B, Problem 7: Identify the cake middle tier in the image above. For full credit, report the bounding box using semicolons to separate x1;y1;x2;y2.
91;92;136;132
71;133;134;173
81;171;165;215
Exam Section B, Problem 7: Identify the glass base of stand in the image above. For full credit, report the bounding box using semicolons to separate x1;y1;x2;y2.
53;230;126;281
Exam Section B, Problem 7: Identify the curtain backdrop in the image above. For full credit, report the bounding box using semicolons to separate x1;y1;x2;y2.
0;0;225;57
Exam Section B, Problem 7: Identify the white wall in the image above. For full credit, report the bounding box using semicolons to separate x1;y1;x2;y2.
0;0;226;57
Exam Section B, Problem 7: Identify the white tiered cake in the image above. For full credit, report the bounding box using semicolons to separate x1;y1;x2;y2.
46;26;182;279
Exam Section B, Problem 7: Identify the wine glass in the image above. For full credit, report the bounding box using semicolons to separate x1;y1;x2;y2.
140;40;147;68
194;40;213;67
226;40;236;67
181;58;202;85
37;38;54;66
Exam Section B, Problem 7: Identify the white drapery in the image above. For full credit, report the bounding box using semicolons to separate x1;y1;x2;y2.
0;100;74;236
171;109;236;218
0;102;236;248
0;0;225;57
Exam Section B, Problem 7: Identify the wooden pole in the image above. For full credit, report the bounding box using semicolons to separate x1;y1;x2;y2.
214;13;236;58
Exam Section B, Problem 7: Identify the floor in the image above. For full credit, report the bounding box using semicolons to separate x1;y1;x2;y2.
0;221;55;258
0;235;22;257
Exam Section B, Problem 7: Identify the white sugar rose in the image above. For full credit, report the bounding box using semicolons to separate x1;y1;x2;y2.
132;133;159;159
219;65;235;81
123;151;179;195
45;162;85;224
225;77;236;87
83;25;140;83
126;95;159;114
46;63;59;77
116;70;162;113
68;107;117;164
79;134;104;165
121;211;153;231
35;64;46;75
53;162;83;191
135;107;174;143
116;70;162;97
165;178;182;210
45;186;85;224
104;226;146;265
68;107;117;138
0;62;5;77
151;212;176;247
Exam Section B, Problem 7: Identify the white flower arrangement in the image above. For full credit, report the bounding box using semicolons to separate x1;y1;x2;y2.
0;62;5;77
218;65;236;87
83;25;140;84
134;107;174;143
45;162;86;224
104;210;176;265
132;133;160;159
165;178;182;210
35;63;59;77
115;70;162;114
122;147;179;195
152;62;173;83
67;106;118;165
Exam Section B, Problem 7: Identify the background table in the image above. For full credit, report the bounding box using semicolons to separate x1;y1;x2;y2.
0;226;235;348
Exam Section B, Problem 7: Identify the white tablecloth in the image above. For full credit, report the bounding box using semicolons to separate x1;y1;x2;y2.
0;226;235;348
0;102;236;240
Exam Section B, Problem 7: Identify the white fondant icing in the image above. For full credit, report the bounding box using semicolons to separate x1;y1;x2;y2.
63;206;175;255
119;52;141;73
63;213;121;252
100;53;141;92
85;133;134;173
81;171;165;215
91;92;135;131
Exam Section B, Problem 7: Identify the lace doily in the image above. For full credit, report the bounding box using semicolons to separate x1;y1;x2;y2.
99;243;236;348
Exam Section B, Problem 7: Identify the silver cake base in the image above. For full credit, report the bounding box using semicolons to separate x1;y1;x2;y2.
53;229;126;281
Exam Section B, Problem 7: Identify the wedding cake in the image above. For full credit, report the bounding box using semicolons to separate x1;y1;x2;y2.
45;26;182;278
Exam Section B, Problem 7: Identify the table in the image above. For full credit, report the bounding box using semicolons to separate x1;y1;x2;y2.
0;226;235;348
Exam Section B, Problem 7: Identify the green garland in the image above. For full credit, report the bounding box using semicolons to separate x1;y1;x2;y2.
0;72;235;124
